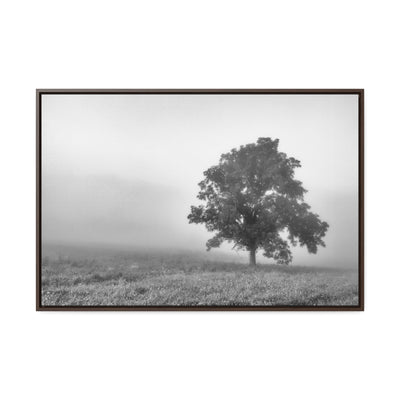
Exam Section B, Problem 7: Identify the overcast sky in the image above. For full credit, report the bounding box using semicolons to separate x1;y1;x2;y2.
42;94;358;267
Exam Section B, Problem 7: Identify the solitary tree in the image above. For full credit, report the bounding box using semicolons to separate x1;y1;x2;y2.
188;138;329;266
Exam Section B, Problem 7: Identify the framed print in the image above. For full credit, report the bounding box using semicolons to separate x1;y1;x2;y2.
37;89;364;311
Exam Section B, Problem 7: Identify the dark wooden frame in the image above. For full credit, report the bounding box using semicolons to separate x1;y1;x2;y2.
36;89;364;311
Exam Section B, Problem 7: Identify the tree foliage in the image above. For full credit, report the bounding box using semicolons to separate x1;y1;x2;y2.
188;138;329;265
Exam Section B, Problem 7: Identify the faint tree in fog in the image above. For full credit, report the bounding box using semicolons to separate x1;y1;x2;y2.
188;138;329;265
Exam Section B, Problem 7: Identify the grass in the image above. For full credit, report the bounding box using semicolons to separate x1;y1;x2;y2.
41;252;359;307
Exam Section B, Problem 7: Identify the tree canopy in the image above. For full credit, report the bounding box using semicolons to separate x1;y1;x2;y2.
188;137;329;265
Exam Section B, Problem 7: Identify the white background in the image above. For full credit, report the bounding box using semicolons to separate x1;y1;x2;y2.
0;1;398;399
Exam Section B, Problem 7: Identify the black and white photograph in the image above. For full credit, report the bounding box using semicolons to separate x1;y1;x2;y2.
7;0;400;398
38;90;363;310
7;0;400;396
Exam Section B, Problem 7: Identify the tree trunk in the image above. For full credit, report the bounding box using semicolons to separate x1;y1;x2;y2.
249;248;256;266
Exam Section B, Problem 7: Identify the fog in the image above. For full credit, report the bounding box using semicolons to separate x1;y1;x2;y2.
42;94;358;267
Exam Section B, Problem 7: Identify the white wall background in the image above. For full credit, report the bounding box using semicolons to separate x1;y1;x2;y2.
0;1;398;399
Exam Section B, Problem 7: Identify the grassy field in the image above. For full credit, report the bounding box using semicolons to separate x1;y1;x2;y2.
41;251;359;307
